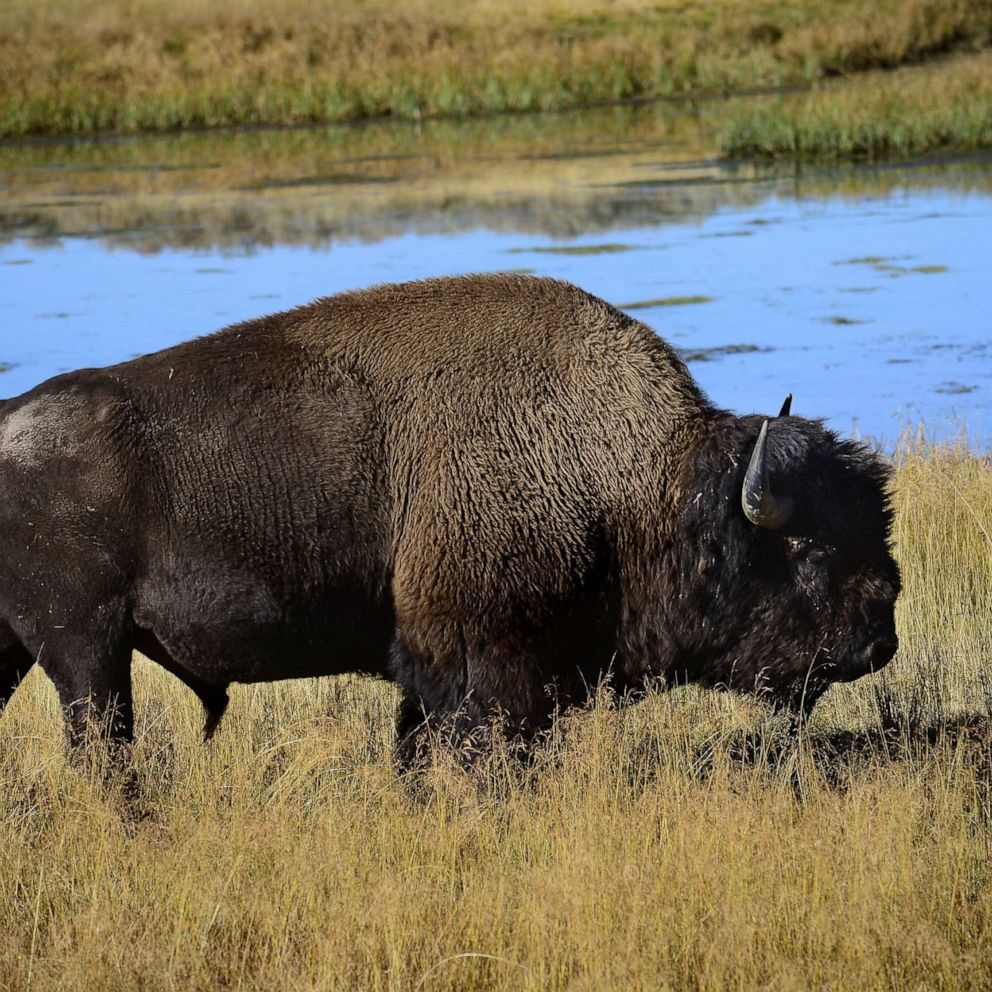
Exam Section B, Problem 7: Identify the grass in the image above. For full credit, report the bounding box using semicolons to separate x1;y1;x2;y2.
1;436;990;990
506;243;639;255
721;51;992;159
1;0;991;138
621;295;715;309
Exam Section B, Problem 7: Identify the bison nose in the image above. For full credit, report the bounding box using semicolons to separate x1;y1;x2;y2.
866;638;898;670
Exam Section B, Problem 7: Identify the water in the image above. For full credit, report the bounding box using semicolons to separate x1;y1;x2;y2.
2;106;991;448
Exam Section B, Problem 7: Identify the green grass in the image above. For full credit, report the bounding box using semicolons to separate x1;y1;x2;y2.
1;0;991;139
506;243;638;255
721;52;992;159
0;438;989;990
620;295;714;308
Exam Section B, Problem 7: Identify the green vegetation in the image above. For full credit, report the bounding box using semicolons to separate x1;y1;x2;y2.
721;52;992;159
621;295;714;308
0;439;989;990
1;0;991;142
507;243;638;255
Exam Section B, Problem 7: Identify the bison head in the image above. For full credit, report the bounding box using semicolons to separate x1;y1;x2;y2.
670;402;901;715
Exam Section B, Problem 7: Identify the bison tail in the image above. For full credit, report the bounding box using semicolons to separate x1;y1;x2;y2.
200;686;230;742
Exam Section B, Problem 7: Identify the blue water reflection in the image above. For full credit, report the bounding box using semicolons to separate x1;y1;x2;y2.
2;186;990;448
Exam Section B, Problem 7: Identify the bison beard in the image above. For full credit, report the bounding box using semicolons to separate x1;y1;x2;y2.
0;274;900;763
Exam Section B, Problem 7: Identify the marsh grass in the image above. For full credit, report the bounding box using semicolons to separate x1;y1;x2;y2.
0;438;990;989
721;51;992;159
2;0;991;138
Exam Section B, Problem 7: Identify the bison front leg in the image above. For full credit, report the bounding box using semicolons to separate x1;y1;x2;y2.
390;632;548;772
771;672;831;734
39;632;134;752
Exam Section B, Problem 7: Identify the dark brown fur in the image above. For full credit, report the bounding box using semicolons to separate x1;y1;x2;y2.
0;274;899;756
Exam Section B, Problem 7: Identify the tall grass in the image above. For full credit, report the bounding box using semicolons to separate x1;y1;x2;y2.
2;0;991;137
0;438;990;990
721;51;992;159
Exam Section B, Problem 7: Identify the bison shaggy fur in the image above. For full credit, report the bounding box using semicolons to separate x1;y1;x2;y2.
0;274;900;758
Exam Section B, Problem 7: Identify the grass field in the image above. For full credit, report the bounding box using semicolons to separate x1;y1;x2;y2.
2;0;991;144
1;438;990;990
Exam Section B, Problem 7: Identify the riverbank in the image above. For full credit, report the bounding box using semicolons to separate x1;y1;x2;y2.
2;0;991;151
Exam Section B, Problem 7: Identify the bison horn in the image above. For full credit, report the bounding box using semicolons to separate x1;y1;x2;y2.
778;393;792;417
742;420;794;529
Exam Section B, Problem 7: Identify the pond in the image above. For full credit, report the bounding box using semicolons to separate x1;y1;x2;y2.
2;103;990;449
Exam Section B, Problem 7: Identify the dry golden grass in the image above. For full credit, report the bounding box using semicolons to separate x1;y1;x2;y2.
2;0;990;136
1;438;990;990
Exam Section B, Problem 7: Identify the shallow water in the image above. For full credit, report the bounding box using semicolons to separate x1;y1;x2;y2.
1;106;991;448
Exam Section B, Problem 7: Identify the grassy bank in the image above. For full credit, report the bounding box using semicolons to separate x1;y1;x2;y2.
1;0;991;138
0;439;990;990
722;51;992;159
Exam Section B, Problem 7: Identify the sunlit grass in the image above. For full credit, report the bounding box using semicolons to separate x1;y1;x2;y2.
1;0;990;138
0;437;989;989
721;51;992;159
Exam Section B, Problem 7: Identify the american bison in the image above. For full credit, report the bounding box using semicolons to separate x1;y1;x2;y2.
0;274;899;758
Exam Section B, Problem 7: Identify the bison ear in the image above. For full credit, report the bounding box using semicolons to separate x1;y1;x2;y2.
778;393;793;417
742;420;794;530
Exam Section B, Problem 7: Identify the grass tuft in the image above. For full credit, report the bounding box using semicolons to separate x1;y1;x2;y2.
721;52;992;159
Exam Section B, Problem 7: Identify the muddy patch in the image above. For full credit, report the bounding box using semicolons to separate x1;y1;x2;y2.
678;343;771;362
833;255;947;277
833;255;914;266
505;243;639;256
699;229;754;238
822;316;869;326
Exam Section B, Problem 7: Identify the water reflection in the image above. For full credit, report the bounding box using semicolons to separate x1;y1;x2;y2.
4;102;992;250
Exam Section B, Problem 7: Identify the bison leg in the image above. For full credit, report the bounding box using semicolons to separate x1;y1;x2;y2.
390;633;548;769
39;634;134;750
394;692;431;772
0;625;34;713
767;673;831;741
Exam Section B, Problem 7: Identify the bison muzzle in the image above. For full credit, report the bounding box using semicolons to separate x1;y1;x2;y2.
0;274;900;759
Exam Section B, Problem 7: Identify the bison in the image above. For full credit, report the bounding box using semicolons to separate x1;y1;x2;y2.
0;274;899;759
